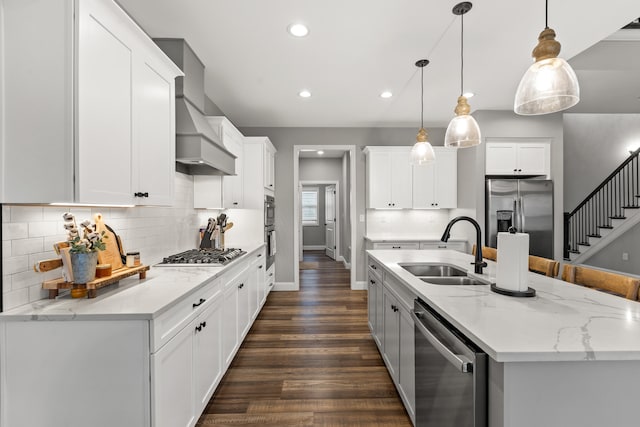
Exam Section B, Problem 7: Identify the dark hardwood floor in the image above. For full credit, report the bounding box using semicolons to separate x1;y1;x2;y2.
196;250;412;426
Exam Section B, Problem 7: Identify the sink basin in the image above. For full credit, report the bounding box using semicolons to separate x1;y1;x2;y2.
420;277;487;286
400;263;467;277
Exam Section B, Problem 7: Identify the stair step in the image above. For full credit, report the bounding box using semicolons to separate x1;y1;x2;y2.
598;225;614;229
609;216;626;220
578;242;591;246
586;234;601;238
622;205;639;209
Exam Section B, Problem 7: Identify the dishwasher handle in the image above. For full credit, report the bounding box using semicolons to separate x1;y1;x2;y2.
412;310;473;373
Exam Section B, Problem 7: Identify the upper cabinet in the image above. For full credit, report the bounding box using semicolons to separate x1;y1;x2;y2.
364;147;413;209
193;117;245;209
485;140;550;177
412;147;457;209
0;0;182;205
244;137;277;209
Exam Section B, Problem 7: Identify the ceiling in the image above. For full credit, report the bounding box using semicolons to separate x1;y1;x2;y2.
117;0;640;128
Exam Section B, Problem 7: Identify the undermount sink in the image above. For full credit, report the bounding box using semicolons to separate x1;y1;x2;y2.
420;276;487;286
400;263;467;277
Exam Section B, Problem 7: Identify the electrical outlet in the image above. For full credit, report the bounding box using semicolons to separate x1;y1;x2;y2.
622;252;629;261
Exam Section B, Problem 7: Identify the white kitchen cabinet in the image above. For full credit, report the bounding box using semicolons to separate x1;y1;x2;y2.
0;0;181;205
368;269;383;348
249;251;266;319
382;286;401;381
243;137;277;209
485;141;550;177
152;318;195;427
222;277;240;368
364;147;413;209
264;142;277;193
193;297;223;414
412;147;457;209
265;264;276;298
398;308;416;422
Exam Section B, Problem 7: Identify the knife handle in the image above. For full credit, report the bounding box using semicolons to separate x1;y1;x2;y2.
34;258;63;272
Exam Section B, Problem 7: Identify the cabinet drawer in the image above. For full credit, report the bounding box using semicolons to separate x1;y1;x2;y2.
151;278;222;353
419;241;466;251
373;242;420;250
367;257;384;280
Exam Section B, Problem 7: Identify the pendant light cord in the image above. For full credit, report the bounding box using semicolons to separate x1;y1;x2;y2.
545;0;549;29
420;66;424;129
460;13;464;96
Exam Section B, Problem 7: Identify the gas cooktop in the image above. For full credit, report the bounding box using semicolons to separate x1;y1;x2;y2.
156;248;246;266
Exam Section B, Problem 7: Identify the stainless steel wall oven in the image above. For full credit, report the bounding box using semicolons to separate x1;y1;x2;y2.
264;195;275;269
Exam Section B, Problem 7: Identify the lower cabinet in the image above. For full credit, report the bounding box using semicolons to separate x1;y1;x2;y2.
193;298;224;413
367;255;416;425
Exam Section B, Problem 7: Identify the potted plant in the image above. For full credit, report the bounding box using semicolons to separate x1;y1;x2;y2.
63;213;107;292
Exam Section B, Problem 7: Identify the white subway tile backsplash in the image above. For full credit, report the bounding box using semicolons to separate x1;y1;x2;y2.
3;255;29;275
11;270;41;290
2;172;208;309
3;288;29;311
10;206;43;222
28;221;60;238
2;222;28;240
12;238;44;256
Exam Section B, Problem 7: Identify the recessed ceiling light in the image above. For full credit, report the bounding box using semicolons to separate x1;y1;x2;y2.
380;91;393;99
299;90;311;98
317;150;324;155
463;92;475;98
287;23;309;37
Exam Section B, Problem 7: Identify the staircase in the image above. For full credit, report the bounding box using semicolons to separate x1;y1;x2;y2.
564;148;640;263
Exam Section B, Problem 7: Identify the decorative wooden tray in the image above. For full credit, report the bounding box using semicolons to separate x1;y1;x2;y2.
43;265;150;299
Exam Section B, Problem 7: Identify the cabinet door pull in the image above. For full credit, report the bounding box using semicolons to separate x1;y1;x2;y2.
195;325;202;332
257;253;262;257
192;298;206;308
269;273;274;277
238;283;244;289
370;279;376;284
258;265;263;269
201;321;207;329
392;246;401;249
438;245;447;249
134;192;149;198
370;265;377;270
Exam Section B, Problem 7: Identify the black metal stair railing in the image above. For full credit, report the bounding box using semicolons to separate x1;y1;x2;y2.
564;148;640;259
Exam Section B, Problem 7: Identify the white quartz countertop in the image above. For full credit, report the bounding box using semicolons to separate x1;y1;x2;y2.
368;249;640;363
0;243;265;321
364;235;467;242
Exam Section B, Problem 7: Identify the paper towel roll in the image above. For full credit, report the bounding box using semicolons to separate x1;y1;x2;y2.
496;232;529;292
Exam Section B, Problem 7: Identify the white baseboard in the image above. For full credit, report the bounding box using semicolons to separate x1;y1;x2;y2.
338;256;351;269
273;281;298;291
303;245;325;250
352;280;367;290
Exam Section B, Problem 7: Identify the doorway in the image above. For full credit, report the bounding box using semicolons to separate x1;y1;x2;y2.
293;145;357;290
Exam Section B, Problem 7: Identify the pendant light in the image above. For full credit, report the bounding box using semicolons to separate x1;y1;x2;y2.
445;2;481;148
514;0;579;115
410;59;436;165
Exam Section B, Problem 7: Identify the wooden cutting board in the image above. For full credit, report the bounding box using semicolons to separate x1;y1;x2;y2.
94;213;124;270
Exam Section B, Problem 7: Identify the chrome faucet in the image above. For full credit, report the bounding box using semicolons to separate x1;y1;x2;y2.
441;216;487;274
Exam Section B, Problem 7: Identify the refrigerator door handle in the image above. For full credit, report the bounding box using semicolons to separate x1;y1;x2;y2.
519;197;526;232
513;198;519;231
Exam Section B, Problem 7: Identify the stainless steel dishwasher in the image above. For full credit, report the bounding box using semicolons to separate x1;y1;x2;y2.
412;298;487;427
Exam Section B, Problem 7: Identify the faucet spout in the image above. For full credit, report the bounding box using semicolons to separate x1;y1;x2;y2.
441;216;487;274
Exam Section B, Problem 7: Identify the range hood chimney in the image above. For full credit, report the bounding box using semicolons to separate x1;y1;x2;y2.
154;39;235;175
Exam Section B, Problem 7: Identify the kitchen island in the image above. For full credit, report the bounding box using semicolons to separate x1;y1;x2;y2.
368;249;640;427
0;244;268;427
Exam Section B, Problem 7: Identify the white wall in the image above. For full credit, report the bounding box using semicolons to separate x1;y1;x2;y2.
1;172;262;311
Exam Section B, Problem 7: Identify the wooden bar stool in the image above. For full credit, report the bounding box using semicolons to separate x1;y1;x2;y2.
471;244;497;261
561;264;640;300
528;255;560;278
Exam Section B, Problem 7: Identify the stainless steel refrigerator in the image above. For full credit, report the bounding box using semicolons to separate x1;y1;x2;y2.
485;179;554;259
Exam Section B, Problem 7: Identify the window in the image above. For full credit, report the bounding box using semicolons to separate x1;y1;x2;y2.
301;187;319;226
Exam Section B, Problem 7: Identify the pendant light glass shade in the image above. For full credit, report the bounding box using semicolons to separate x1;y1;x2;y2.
411;128;436;165
411;59;435;165
513;2;580;115
514;55;579;115
444;97;481;147
445;3;480;148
